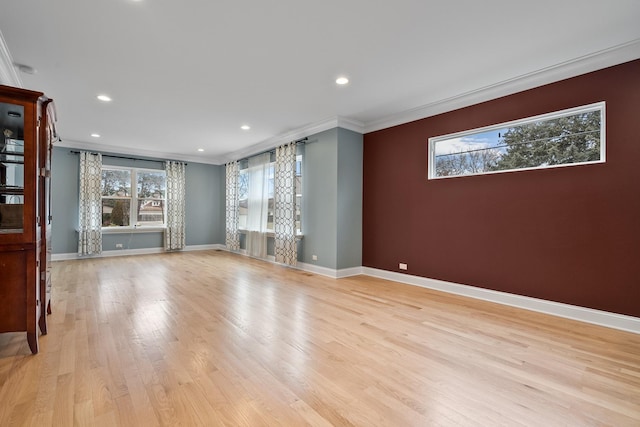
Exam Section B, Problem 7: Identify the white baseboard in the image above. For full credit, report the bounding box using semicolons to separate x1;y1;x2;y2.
52;252;82;261
337;266;365;278
183;244;226;252
296;262;339;278
52;247;164;261
296;263;363;278
244;256;640;333
52;247;640;334
52;244;225;261
362;267;640;335
219;247;363;279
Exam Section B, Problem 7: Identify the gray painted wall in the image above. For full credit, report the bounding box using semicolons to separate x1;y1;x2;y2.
184;162;225;246
302;128;339;268
51;147;80;254
51;126;362;270
300;127;363;270
336;128;363;269
51;147;225;255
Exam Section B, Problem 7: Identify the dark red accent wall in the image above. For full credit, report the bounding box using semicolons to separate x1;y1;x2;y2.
362;59;640;317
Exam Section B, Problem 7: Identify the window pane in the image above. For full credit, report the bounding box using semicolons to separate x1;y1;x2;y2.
430;104;604;179
102;169;131;196
238;171;248;200
267;198;274;230
295;175;302;196
267;165;274;198
238;154;303;234
137;199;164;224
137;171;166;198
239;198;247;229
102;198;131;227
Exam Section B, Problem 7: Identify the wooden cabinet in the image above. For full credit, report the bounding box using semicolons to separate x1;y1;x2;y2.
0;85;56;354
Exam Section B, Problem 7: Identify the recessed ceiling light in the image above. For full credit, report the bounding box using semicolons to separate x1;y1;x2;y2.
91;133;101;138
241;125;251;130
97;94;112;102
336;76;349;85
197;148;204;152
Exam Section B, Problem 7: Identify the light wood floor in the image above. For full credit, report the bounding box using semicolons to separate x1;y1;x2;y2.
0;250;639;426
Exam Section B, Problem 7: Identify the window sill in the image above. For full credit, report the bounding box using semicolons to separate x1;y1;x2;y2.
101;226;166;234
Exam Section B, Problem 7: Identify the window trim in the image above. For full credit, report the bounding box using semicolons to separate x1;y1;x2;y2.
101;165;167;231
427;102;606;180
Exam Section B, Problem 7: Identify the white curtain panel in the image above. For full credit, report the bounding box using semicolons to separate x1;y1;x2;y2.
246;153;270;258
78;151;103;256
225;161;240;251
165;161;186;251
274;142;297;265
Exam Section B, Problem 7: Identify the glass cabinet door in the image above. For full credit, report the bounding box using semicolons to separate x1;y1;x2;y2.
0;102;25;233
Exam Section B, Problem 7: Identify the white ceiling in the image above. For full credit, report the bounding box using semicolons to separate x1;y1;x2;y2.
1;0;639;164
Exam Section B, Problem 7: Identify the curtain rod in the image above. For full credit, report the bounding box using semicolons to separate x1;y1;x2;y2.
69;150;187;165
236;137;308;163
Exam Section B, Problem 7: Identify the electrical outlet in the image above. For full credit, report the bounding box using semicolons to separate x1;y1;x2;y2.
116;243;123;249
312;255;318;261
399;263;408;270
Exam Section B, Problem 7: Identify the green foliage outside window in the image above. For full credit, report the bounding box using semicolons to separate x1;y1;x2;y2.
431;104;603;179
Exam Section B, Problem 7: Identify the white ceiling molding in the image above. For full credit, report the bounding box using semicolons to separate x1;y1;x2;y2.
45;35;640;167
0;30;22;87
365;38;640;134
337;116;365;134
60;115;364;166
220;116;340;164
56;138;223;165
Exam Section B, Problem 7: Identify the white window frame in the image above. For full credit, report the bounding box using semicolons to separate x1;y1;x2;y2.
428;102;606;180
237;153;303;236
101;165;167;233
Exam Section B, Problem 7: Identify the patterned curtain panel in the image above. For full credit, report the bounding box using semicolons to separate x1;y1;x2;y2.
274;142;297;266
225;161;240;251
78;151;103;256
165;161;186;251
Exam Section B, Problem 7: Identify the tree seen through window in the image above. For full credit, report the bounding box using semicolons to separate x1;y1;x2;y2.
430;103;604;179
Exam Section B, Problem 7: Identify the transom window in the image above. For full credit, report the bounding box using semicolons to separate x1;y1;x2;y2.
101;166;166;228
428;102;605;179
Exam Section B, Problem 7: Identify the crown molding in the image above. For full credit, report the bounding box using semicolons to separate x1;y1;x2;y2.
60;115;366;166
337;116;365;134
41;38;640;163
219;117;338;164
365;38;640;134
219;115;364;164
0;30;22;87
56;138;225;165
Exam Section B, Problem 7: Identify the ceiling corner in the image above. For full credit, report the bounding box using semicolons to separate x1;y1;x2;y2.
364;38;640;134
337;116;365;134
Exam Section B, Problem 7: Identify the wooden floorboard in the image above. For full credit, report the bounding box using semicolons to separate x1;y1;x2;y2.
0;249;639;426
